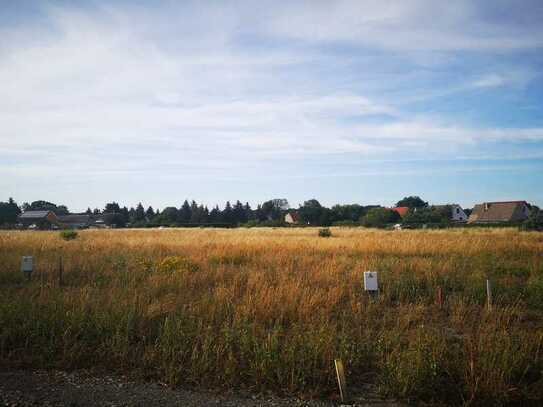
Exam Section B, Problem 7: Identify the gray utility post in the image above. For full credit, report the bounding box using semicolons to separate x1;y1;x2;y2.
21;256;33;281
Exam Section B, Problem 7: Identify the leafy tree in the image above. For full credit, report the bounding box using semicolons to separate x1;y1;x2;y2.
396;196;428;208
522;206;543;231
361;207;400;228
259;199;289;221
298;199;326;225
26;200;69;215
403;207;443;225
104;202;121;213
85;208;92;215
330;204;367;223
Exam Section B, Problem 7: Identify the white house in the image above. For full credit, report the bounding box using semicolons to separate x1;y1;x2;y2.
433;204;468;222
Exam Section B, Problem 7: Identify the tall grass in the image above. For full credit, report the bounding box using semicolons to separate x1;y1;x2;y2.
1;228;542;404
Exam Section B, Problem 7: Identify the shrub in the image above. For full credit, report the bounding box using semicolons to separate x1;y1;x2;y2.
318;227;332;237
60;229;78;240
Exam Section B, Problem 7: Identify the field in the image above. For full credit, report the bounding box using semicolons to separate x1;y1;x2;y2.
1;227;543;405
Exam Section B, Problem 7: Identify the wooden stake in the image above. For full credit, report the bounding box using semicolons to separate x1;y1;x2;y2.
436;286;443;309
58;256;63;287
486;279;492;311
334;359;348;403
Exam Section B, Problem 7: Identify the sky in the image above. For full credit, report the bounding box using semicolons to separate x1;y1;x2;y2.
1;0;543;212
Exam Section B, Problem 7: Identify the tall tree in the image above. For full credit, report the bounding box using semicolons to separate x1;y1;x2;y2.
396;196;428;208
135;203;146;222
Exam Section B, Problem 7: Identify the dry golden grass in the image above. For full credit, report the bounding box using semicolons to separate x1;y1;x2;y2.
1;227;543;405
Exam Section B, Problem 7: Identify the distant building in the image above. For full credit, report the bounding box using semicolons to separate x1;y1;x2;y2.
18;210;60;229
57;214;92;229
433;204;468;222
390;207;409;217
468;201;530;224
284;211;300;224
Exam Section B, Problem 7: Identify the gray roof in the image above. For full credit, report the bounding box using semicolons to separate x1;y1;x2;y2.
19;210;53;219
58;214;91;223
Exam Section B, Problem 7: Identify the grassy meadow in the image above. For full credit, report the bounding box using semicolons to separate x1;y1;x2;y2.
1;227;543;405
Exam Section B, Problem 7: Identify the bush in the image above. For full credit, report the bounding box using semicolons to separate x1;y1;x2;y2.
318;227;332;237
59;230;78;240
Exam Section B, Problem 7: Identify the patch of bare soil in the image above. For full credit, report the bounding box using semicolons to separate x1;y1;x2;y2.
0;369;400;407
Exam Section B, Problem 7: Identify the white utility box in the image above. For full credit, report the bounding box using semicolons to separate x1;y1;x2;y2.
21;256;33;273
363;271;378;291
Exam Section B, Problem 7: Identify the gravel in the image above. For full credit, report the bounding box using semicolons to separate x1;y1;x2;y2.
0;369;400;407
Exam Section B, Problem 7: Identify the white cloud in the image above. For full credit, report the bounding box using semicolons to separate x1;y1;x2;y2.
1;1;542;209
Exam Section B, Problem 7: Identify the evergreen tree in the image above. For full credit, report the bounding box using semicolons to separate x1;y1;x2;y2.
179;200;191;223
135;203;146;221
222;201;234;224
146;206;155;219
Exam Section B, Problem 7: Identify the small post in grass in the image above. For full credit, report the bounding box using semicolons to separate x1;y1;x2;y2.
436;286;444;309
364;271;379;299
334;359;348;404
58;256;63;287
486;279;492;311
21;256;33;281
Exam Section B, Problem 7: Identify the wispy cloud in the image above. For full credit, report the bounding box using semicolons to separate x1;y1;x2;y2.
1;1;542;208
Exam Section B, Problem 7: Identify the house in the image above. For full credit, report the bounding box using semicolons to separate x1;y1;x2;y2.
57;214;92;229
433;204;468;222
18;210;60;229
468;201;531;224
284;211;300;224
390;207;409;217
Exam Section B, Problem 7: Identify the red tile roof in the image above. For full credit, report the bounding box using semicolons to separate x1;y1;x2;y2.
390;207;409;217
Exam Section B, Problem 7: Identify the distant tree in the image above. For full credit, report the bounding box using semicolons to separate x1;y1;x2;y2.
330;204;367;223
233;200;248;224
102;212;127;228
396;196;428;208
104;202;121;213
27;200;69;215
522;206;543;231
157;207;179;225
403;207;443;225
222;201;234;224
260;199;286;221
120;207;130;225
0;198;21;224
146;206;155;219
361;207;400;228
209;205;221;223
93;208;101;215
85;208;92;215
298;199;324;225
135;203;146;222
178;200;191;223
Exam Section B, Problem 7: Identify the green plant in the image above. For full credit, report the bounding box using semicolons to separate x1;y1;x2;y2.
318;227;332;237
59;229;78;240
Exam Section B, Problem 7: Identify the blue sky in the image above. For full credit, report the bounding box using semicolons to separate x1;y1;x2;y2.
1;0;543;211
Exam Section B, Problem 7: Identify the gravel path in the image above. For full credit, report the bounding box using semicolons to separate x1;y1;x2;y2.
0;369;399;407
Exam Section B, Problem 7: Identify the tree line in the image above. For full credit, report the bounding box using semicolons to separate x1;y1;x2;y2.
1;195;542;230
